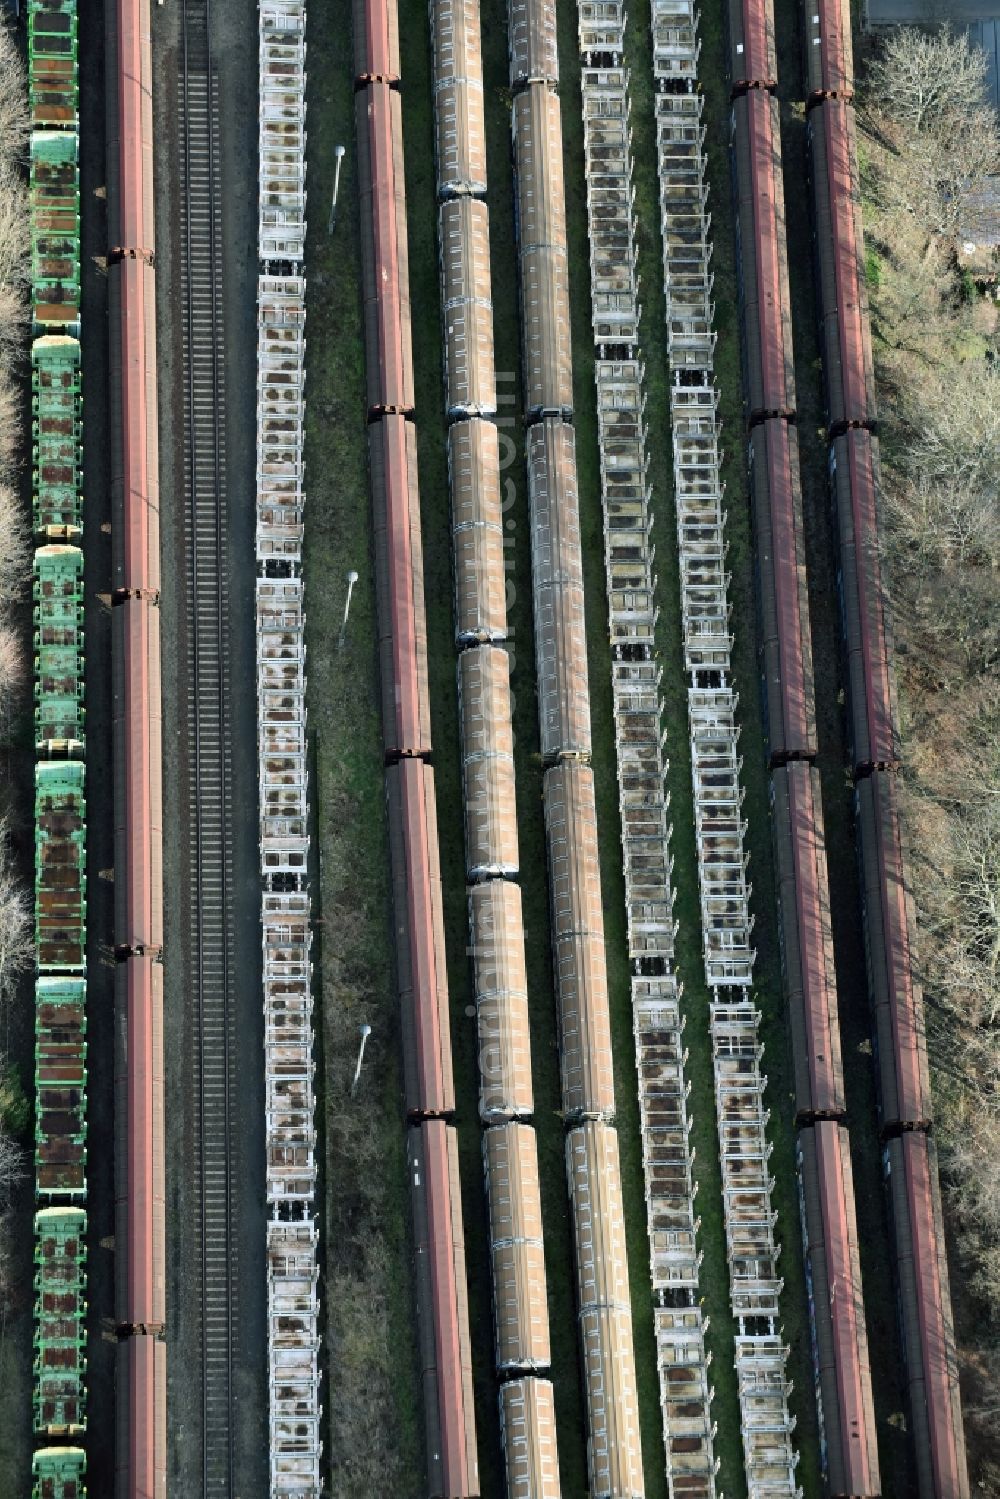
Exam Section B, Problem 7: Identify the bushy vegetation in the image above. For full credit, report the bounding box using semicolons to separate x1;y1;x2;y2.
0;19;36;1306
858;25;1000;1491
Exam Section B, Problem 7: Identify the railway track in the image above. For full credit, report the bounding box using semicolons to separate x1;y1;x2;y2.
179;1;238;1492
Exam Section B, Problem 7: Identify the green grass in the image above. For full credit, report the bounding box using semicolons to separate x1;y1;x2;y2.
304;13;424;1494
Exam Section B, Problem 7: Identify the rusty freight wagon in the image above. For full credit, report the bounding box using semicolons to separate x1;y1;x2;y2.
35;762;86;972
409;1121;479;1499
369;415;433;759
797;1123;879;1498
803;0;854;103
386;758;455;1118
829;429;899;775
856;772;932;1133
727;0;777;92
35;979;87;1200
808;99;876;433
770;764;845;1121
731;89;796;422
884;1132;969;1499
748;420;816;762
356;82;414;416
34;546;85;755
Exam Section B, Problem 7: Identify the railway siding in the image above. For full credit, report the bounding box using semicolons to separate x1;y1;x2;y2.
572;13;719;1493
255;5;323;1496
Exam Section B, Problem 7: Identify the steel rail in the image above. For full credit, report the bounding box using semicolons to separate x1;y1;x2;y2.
179;0;237;1490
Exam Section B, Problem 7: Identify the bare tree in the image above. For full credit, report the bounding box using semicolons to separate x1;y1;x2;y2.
0;620;23;719
0;1127;21;1202
0;21;28;166
0;831;34;1014
0;381;18;486
867;24;994;136
0;483;30;617
864;28;1000;250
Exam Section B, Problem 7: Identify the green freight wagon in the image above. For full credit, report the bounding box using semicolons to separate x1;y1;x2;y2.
31;1445;87;1497
35;762;86;972
32;337;82;537
32;1203;87;1436
27;0;79;129
30;134;80;334
34;546;84;754
35;978;87;1199
34;1209;86;1349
